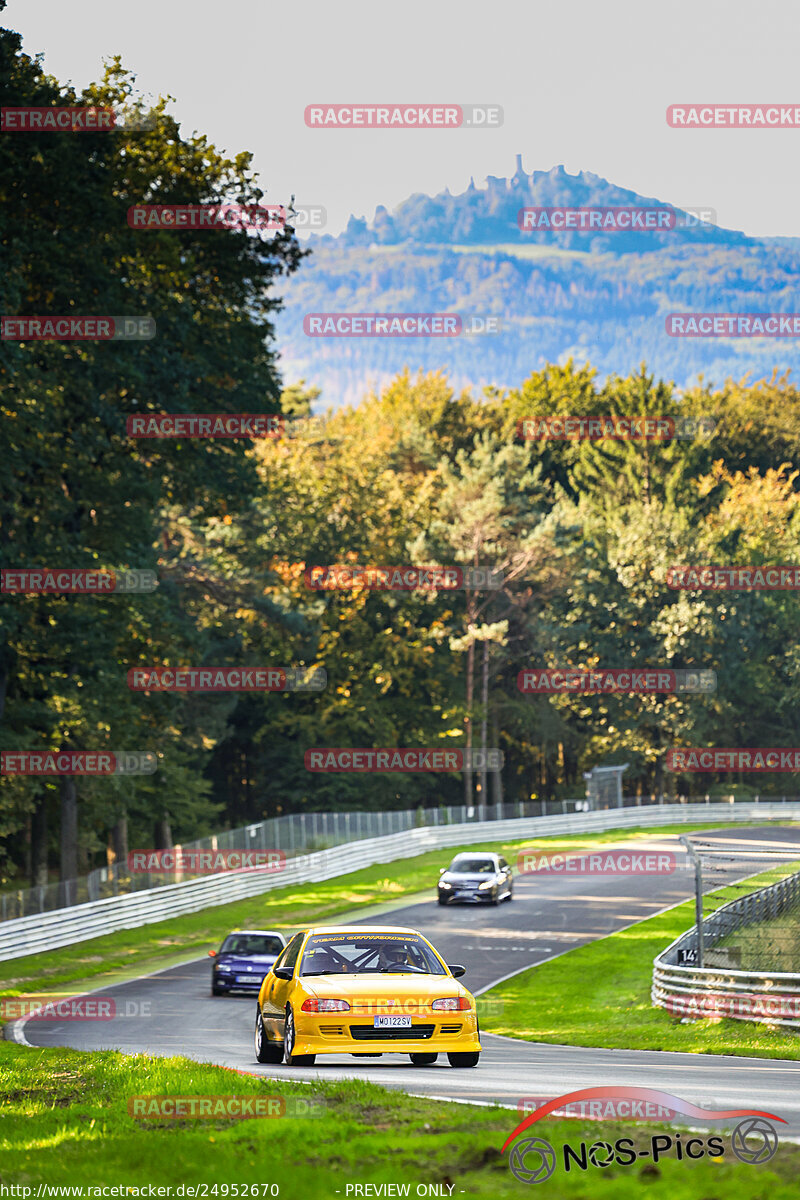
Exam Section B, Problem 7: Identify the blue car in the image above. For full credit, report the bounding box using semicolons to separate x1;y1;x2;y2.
209;929;287;996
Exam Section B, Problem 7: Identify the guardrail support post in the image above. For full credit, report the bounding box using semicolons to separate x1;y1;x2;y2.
680;835;704;968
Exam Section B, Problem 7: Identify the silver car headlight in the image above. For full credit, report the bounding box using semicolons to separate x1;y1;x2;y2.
478;879;495;890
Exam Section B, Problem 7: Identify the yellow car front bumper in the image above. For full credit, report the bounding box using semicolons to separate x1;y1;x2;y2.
292;1011;481;1057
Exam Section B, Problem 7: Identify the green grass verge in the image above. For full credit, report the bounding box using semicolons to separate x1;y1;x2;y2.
482;858;800;1059
2;1041;799;1195
0;823;747;997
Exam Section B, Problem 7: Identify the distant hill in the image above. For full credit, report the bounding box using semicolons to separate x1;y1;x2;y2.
274;159;800;406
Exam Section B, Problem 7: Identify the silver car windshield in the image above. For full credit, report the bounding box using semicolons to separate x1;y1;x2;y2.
449;858;496;873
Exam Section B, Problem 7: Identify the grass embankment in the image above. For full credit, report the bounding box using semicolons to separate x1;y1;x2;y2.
482;859;800;1059
0;823;744;997
2;1041;799;1195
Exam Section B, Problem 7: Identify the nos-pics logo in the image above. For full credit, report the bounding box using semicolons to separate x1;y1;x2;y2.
503;1088;782;1184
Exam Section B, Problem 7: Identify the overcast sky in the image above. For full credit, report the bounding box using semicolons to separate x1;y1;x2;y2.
6;0;800;238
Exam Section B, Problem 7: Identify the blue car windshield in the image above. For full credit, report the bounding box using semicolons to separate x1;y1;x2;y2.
220;934;284;956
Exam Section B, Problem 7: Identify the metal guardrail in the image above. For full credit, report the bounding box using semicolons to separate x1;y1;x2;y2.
7;792;792;922
2;801;798;963
652;866;800;1027
1;799;546;921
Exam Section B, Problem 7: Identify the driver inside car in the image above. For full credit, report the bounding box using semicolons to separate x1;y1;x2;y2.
379;944;413;971
305;946;343;974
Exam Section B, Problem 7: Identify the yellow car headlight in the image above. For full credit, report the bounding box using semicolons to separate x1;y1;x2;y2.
300;998;351;1013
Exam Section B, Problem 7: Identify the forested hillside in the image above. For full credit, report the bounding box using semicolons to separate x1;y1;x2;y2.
276;162;800;405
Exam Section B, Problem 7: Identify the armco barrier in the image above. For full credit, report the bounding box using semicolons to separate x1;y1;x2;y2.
652;864;800;1028
2;802;798;962
3;798;552;920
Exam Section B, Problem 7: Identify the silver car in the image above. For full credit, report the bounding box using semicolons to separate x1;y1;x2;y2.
437;852;513;906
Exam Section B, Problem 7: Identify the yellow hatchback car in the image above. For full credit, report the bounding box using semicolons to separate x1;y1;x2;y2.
254;925;481;1068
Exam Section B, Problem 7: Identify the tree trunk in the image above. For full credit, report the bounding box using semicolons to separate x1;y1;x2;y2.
463;635;474;807
479;640;489;804
112;813;129;864
23;813;32;883
491;710;503;809
154;817;173;850
60;775;78;881
31;795;48;887
544;752;556;802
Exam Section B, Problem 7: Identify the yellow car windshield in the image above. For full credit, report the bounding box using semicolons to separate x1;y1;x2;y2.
299;934;447;976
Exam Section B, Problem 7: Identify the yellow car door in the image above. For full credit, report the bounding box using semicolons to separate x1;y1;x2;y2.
262;931;305;1040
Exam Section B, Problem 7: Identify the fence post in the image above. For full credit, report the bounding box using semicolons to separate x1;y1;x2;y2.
680;836;704;968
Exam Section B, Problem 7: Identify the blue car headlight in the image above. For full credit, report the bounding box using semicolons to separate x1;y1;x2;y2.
216;963;232;972
439;880;452;889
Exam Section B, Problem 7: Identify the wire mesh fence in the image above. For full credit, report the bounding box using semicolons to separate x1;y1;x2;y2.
666;840;800;972
702;870;800;972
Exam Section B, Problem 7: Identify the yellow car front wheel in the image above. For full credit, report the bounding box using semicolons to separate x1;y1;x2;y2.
284;1006;316;1066
409;1053;438;1066
447;1051;480;1067
254;1009;283;1065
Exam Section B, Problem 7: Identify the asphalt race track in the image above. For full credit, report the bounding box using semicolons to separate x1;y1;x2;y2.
17;825;800;1134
